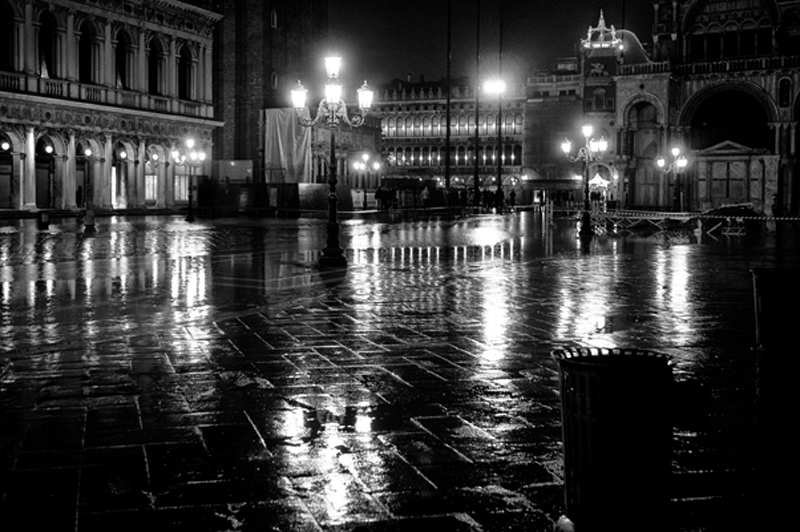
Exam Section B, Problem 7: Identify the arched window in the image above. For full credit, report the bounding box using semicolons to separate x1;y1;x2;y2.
148;37;164;95
1;1;16;72
78;20;97;84
432;115;440;135
39;11;58;78
722;23;738;58
707;25;722;59
592;88;607;111
413;116;422;137
115;30;133;89
779;78;792;108
405;117;413;137
514;113;523;134
504;114;513;135
690;28;705;61
487;114;495;135
271;71;278;90
757;25;773;55
458;114;467;136
177;42;193;100
741;22;757;56
423;116;430;136
271;10;278;29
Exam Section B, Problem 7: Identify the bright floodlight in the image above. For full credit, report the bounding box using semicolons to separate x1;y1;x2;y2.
84;148;92;157
357;81;374;110
1;141;9;151
582;124;593;138
561;139;572;154
186;138;195;149
484;79;506;94
325;81;342;104
325;55;342;78
656;157;666;168
291;81;307;110
676;156;688;169
671;147;681;158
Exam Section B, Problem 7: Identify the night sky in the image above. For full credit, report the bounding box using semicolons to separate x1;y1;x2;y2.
327;0;654;90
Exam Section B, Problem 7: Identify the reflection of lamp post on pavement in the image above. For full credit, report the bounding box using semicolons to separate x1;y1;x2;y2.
291;55;374;268
562;125;607;239
171;138;206;223
656;147;688;212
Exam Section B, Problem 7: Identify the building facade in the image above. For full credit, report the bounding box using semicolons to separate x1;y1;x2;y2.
529;1;800;215
0;0;222;213
371;76;526;198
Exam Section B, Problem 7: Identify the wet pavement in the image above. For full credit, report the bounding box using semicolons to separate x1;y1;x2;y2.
1;211;797;531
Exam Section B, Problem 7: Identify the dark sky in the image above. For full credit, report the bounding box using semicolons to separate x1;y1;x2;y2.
327;0;654;90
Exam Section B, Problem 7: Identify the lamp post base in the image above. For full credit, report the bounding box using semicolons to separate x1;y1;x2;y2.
319;251;347;268
578;210;593;239
185;212;195;223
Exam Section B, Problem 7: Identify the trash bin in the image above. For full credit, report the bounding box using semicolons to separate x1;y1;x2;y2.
552;347;673;531
751;268;800;351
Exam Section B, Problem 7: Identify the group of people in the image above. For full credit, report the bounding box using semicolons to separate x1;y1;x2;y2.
421;186;517;214
374;185;399;211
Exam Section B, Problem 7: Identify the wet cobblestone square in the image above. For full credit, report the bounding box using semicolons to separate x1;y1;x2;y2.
1;213;797;531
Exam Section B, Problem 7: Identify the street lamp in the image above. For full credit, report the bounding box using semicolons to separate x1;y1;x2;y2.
561;125;608;239
291;55;374;268
171;138;206;222
353;153;380;210
656;147;688;212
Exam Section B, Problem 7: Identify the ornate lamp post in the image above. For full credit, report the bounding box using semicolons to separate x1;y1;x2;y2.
171;138;206;222
291;55;374;268
656;147;688;212
561;125;607;239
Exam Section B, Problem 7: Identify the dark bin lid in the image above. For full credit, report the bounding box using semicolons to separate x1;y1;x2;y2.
552;347;672;368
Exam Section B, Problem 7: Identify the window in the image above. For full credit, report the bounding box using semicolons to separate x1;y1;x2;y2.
39;11;58;78
148;38;164;95
174;172;188;201
115;30;133;89
177;43;193;100
779;78;792;108
0;2;14;72
271;71;278;90
271;10;278;28
78;20;97;83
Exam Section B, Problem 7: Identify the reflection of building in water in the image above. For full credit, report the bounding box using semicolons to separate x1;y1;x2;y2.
526;2;799;216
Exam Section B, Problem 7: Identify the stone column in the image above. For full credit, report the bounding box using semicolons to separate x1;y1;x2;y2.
65;131;77;209
97;134;113;209
167;36;177;98
103;19;113;87
66;11;77;81
23;127;36;209
205;43;214;103
137;29;146;92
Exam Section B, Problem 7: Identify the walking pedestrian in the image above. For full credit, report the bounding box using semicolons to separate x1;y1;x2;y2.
509;189;516;212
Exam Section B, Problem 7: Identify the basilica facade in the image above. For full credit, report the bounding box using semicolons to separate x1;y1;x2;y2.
0;0;220;213
530;0;800;215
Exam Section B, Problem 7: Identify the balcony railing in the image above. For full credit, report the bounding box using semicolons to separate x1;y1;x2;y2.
0;70;214;119
618;55;800;77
